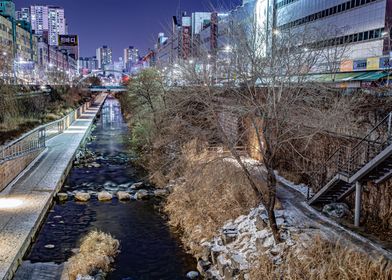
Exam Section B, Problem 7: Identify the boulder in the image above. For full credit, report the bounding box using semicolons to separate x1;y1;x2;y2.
216;255;228;276
186;271;199;279
117;191;131;201
255;215;267;230
75;192;91;202
197;259;211;277
154;189;169;197
103;181;117;189
231;254;248;271
322;203;351;219
57;193;68;202
98;191;113;201
222;228;238;245
130;182;144;190
76;276;94;280
262;236;275;248
90;162;101;168
136;190;149;200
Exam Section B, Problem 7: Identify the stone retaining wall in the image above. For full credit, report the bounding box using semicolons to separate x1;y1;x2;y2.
0;150;43;192
355;180;392;230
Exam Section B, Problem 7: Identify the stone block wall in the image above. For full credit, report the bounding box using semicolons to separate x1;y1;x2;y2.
0;150;42;191
360;180;392;230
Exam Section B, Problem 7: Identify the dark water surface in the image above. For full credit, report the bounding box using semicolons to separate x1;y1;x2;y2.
26;97;196;280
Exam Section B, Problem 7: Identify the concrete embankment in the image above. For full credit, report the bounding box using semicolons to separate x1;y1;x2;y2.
0;93;107;280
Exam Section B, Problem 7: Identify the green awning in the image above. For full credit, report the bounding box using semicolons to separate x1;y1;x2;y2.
307;72;362;82
352;71;389;81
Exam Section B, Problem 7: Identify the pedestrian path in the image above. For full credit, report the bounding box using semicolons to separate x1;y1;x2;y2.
0;94;107;280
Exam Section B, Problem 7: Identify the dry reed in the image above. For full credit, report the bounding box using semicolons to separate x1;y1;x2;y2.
66;230;120;280
250;235;392;280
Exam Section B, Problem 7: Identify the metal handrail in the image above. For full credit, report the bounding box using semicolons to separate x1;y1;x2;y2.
309;112;392;199
0;101;92;163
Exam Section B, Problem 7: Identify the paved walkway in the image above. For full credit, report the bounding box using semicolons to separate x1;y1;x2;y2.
277;183;392;259
0;94;106;280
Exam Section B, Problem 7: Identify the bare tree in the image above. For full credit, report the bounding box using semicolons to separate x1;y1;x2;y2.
162;13;360;242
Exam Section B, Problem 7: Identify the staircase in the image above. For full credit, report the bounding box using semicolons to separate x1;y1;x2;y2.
309;112;392;205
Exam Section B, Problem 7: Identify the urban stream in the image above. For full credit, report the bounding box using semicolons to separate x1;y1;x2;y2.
23;97;196;279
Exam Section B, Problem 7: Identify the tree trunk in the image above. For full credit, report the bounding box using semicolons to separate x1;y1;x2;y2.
266;166;281;243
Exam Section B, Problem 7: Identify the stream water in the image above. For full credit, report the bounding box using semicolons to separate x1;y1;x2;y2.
24;97;196;279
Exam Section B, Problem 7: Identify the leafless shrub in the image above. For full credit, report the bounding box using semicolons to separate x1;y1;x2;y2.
165;145;260;255
250;235;392;280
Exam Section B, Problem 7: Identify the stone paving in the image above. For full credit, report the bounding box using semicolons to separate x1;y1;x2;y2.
0;94;106;280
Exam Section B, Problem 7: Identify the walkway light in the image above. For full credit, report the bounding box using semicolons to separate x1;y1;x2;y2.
0;198;23;209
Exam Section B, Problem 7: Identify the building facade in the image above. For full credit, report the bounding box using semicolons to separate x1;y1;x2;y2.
79;56;98;74
15;7;29;22
276;0;392;71
96;45;113;69
124;46;140;72
30;5;66;46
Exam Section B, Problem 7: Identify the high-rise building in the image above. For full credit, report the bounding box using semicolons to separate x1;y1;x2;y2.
15;7;29;22
191;12;211;36
47;6;66;46
30;5;66;46
30;5;48;34
79;56;98;74
124;46;140;71
96;45;113;69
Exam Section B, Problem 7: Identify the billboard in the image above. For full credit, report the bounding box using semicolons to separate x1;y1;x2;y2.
366;57;379;70
353;59;367;71
380;56;392;69
58;35;78;46
340;60;353;72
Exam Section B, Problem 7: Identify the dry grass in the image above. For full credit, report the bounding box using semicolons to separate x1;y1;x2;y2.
165;146;261;256
250;236;392;280
66;230;120;280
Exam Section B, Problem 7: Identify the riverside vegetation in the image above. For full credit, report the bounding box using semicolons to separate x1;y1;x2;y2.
118;68;392;279
0;84;91;144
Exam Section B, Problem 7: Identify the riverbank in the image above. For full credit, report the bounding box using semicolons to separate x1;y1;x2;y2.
157;158;392;279
0;94;106;280
0;86;91;145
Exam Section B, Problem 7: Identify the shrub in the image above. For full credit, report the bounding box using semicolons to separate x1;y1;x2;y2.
249;236;392;280
66;230;120;280
165;151;261;255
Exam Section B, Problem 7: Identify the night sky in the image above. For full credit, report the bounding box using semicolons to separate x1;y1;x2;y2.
14;0;242;59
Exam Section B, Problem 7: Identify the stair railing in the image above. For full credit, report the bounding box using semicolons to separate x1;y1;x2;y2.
309;112;392;200
346;112;392;176
309;145;350;199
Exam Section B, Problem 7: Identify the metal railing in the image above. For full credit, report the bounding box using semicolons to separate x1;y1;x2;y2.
310;112;392;197
0;101;92;163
